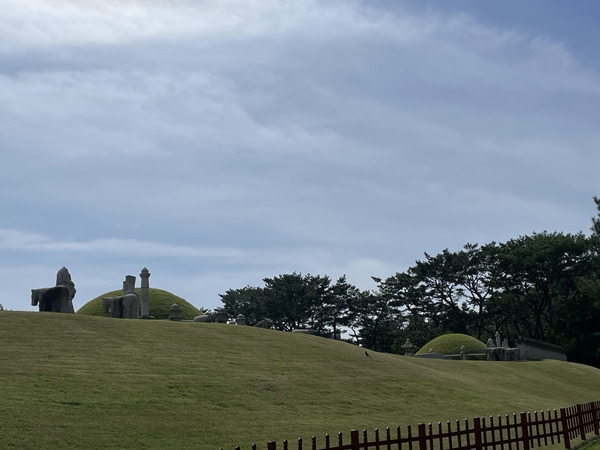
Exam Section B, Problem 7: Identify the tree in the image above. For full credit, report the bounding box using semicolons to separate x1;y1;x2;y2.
491;231;590;343
219;286;267;326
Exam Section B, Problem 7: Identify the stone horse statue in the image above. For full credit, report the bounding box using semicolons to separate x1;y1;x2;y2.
31;267;76;313
31;286;74;313
102;275;139;319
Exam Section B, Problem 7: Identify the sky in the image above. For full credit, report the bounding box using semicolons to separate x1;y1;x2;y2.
1;0;600;314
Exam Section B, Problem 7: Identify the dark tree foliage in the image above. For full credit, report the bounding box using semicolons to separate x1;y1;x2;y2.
219;272;360;337
219;198;600;367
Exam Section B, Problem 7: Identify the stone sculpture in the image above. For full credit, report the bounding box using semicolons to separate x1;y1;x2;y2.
56;266;76;302
31;267;76;313
31;286;74;313
169;303;182;321
193;314;213;322
192;307;228;323
102;275;139;319
139;267;151;318
254;318;274;329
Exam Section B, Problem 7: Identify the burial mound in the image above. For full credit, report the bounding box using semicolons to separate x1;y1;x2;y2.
77;288;201;320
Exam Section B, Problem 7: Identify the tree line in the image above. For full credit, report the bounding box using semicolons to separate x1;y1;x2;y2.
219;198;600;367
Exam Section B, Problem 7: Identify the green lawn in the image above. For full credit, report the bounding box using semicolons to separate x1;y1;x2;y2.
1;312;599;449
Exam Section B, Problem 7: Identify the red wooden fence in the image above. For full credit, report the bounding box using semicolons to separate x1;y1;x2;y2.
224;401;600;450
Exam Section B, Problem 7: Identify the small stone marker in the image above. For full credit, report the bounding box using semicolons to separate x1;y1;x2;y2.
169;303;182;321
402;338;415;356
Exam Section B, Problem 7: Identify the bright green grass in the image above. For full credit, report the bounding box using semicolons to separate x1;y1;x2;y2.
1;312;599;449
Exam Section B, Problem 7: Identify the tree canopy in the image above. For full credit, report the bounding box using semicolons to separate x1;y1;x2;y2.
219;198;600;367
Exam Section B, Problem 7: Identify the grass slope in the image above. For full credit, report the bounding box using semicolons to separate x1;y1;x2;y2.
1;312;600;449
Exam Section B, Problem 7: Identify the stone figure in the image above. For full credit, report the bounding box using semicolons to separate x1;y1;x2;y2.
31;286;74;313
236;314;246;326
102;275;139;319
169;303;182;321
254;318;274;329
193;314;213;322
486;337;494;348
495;331;501;348
402;338;415;356
55;267;76;302
192;307;229;323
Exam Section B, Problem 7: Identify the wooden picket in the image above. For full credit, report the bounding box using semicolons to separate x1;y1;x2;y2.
223;401;600;450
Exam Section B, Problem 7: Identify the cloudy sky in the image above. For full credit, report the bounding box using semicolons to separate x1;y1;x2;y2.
2;0;599;313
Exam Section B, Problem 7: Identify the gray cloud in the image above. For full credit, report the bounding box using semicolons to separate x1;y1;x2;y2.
1;0;598;312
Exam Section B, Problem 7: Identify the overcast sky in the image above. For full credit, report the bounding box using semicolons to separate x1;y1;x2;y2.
2;0;599;313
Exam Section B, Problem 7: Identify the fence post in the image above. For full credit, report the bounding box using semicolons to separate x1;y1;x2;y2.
473;417;483;450
577;403;586;442
560;408;571;450
592;401;600;436
520;412;531;450
350;430;359;450
418;423;427;450
267;441;277;450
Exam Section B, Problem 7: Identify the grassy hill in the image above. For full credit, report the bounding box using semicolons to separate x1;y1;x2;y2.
1;312;600;449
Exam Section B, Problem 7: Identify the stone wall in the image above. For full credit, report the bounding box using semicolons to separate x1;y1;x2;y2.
516;337;567;361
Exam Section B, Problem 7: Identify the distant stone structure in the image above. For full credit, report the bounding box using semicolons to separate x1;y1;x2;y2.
56;267;76;303
516;336;567;361
102;275;139;319
169;303;182;321
236;314;246;325
31;286;74;313
139;267;151;318
485;331;520;361
31;267;75;313
402;339;415;356
254;318;274;329
192;307;228;323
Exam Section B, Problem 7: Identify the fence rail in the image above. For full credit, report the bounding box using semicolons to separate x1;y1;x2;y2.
225;401;600;450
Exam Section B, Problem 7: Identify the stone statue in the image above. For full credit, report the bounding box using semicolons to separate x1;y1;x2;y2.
169;303;182;321
495;331;501;348
402;338;415;356
31;286;74;313
192;307;228;323
31;267;75;313
55;267;76;302
254;318;274;329
102;275;139;319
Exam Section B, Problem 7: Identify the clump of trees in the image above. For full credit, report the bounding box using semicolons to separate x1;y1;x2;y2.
219;198;600;368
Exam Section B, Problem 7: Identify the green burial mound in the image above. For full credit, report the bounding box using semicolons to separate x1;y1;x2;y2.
77;287;201;320
416;333;487;355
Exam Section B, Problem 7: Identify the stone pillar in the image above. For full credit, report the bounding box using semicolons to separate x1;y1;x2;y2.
140;267;150;318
